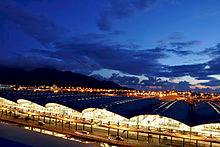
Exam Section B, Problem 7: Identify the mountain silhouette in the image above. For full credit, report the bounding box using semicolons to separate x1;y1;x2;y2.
0;66;125;89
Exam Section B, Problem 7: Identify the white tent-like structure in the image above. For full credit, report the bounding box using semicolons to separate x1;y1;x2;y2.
17;99;46;113
130;115;190;131
0;97;18;108
82;108;129;124
192;123;220;136
45;103;81;118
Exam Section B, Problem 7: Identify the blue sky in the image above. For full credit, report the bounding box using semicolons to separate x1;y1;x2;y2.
1;0;220;91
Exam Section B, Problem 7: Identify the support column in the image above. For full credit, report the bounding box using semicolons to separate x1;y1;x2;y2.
159;135;161;144
108;121;110;136
83;118;85;131
90;119;93;133
75;117;78;130
147;132;150;142
137;116;139;140
117;121;120;137
127;124;129;139
61;120;63;129
170;136;172;145
190;127;192;142
183;138;185;147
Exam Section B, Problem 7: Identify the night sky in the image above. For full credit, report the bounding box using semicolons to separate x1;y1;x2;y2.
1;0;220;91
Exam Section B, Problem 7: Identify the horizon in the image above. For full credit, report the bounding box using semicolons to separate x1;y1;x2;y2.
1;0;220;92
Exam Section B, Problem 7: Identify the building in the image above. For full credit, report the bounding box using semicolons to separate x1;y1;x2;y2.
0;89;220;146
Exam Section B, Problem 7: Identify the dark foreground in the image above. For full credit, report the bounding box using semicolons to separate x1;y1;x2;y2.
0;122;93;147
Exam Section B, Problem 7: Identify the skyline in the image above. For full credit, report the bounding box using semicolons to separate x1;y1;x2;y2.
1;0;220;91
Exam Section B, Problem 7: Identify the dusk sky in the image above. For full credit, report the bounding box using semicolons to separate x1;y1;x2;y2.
1;0;220;91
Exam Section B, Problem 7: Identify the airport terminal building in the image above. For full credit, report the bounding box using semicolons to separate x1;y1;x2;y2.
0;90;220;146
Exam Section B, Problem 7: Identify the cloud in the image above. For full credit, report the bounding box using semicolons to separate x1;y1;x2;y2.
196;44;220;79
138;77;191;91
0;1;66;46
200;80;220;87
161;63;208;77
170;40;201;49
1;1;220;91
157;33;202;56
109;74;140;85
158;36;201;56
200;43;220;57
195;75;216;81
166;49;193;56
97;13;112;31
32;37;167;75
206;57;220;75
0;53;65;70
97;0;157;31
154;54;220;88
168;32;185;40
0;0;166;76
167;40;200;55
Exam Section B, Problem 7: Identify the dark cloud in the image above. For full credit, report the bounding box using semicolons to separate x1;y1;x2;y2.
141;77;164;86
206;57;220;75
150;63;210;80
0;1;66;46
32;38;166;75
200;43;220;57
1;1;220;91
92;72;192;91
195;43;220;83
170;40;201;49
97;0;157;31
166;49;193;56
168;32;185;40
175;81;191;91
0;53;65;70
109;74;140;85
158;37;201;56
195;75;215;81
0;0;166;76
97;14;112;31
200;80;220;87
109;30;126;35
138;77;191;91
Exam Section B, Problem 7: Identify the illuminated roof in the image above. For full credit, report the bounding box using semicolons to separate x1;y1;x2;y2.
0;90;220;126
